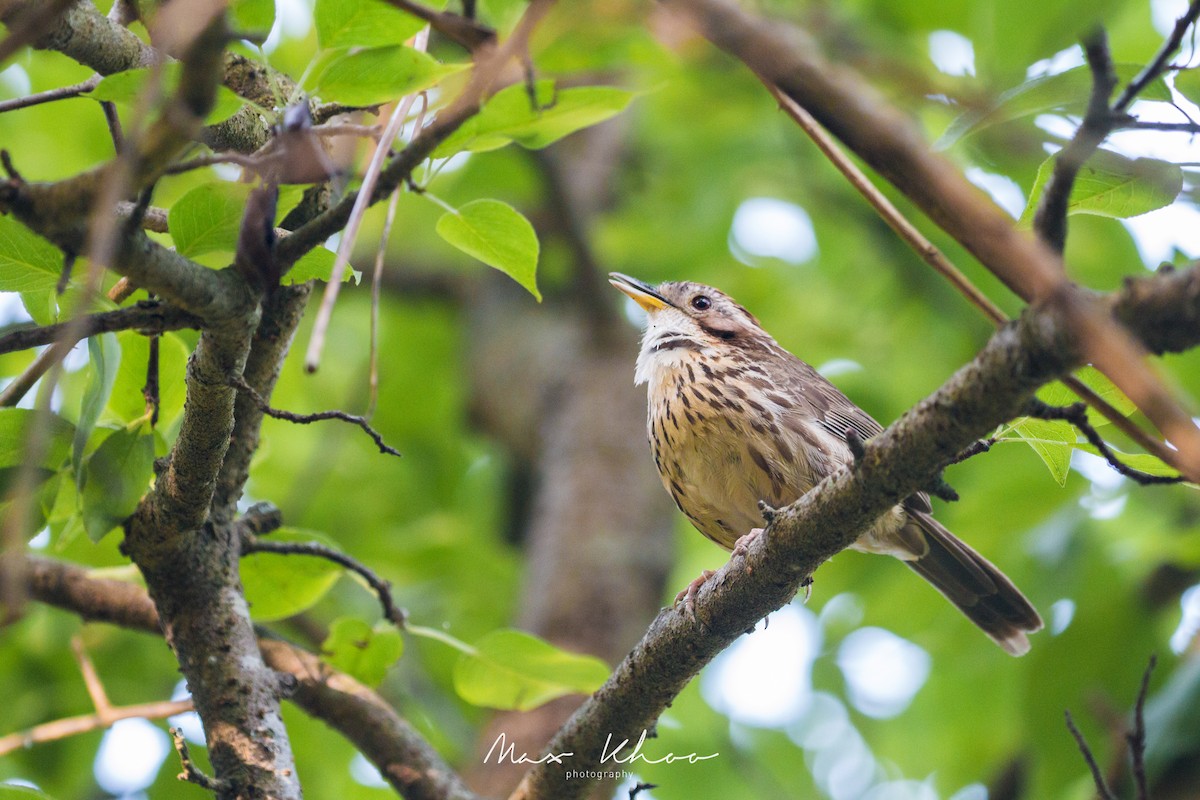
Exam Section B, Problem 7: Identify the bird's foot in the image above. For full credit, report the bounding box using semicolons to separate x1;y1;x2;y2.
800;575;813;603
674;569;716;621
731;527;765;559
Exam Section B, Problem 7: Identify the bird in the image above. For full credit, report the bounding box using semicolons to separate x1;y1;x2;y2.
609;272;1043;655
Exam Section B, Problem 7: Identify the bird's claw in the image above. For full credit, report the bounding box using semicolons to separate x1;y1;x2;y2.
731;527;765;560
674;569;716;621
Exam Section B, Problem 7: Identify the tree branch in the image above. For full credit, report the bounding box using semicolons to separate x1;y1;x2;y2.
0;75;101;113
1113;0;1200;111
0;300;200;356
0;698;195;757
1032;29;1120;254
210;285;312;523
511;263;1200;799
23;556;482;800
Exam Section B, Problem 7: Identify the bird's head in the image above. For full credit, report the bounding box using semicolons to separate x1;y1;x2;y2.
608;272;769;384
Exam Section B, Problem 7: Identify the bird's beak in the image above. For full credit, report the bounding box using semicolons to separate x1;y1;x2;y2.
608;272;672;312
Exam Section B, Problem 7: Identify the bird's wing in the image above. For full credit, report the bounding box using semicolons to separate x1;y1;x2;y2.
784;360;884;443
786;357;934;513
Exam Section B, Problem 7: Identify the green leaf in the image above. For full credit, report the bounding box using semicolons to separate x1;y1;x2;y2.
283;246;360;285
0;216;65;292
73;333;121;473
91;64;246;125
938;64;1172;148
1037;366;1136;428
313;46;461;107
240;528;344;621
275;184;308;225
0;409;74;470
1019;149;1181;225
19;289;57;326
80;425;154;542
435;200;540;300
314;0;429;49
321;617;404;686
1173;68;1200;108
434;81;634;157
169;182;253;259
453;629;609;711
230;0;275;33
1010;417;1078;486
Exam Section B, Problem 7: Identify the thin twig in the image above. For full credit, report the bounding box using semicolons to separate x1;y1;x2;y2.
100;101;123;152
144;330;161;427
242;535;407;628
367;182;404;419
0;302;201;356
0;699;194;757
228;374;402;457
0;75;102;114
1065;710;1119;800
71;637;114;719
1129;654;1157;800
1025;399;1185;484
767;85;1183;470
305;27;431;374
1033;30;1120;255
947;437;997;466
1114;0;1200;111
767;86;1006;326
163;151;260;175
1118;120;1200;132
374;0;496;51
171;727;226;792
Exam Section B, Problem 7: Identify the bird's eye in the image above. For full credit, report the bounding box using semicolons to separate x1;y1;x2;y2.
691;295;712;311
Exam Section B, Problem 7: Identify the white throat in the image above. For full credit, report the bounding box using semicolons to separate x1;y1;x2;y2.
633;311;707;386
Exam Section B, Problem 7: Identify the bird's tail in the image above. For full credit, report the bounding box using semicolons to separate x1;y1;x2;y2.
904;513;1043;656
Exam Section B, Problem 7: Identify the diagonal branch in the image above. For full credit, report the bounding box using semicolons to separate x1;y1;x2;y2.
511;263;1200;800
767;86;1182;470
